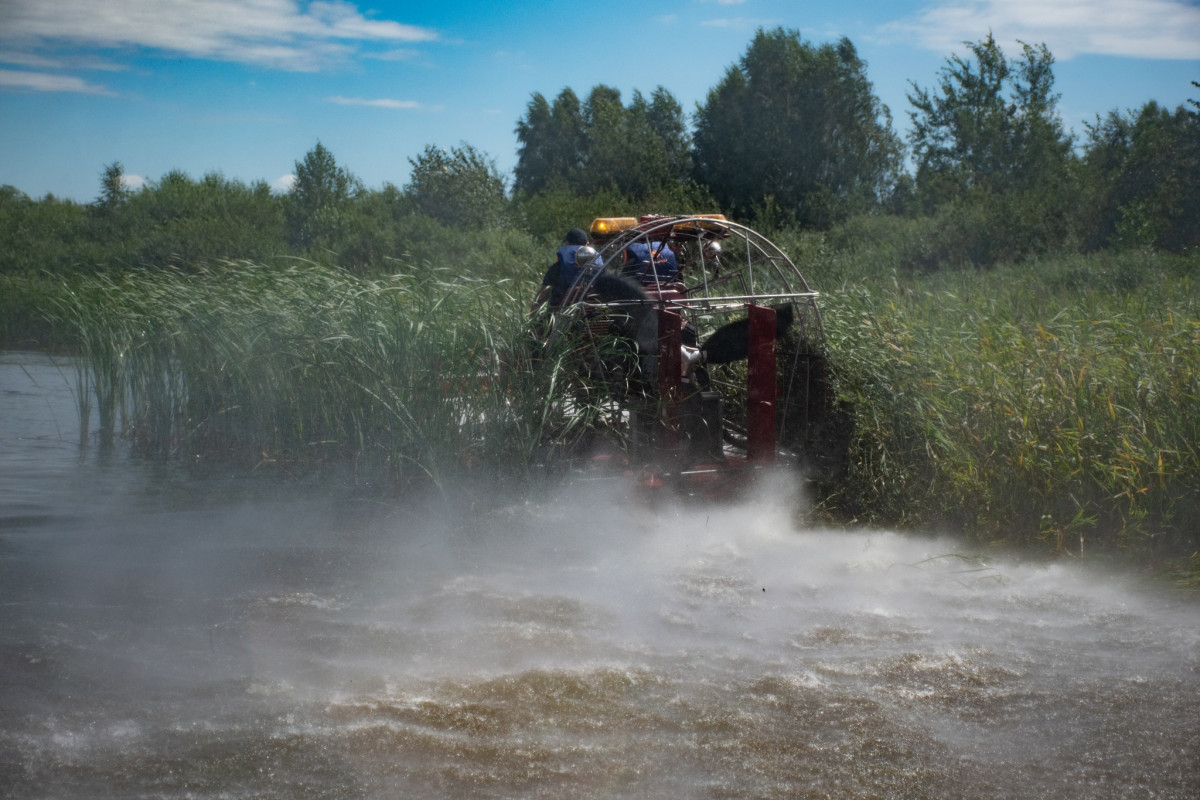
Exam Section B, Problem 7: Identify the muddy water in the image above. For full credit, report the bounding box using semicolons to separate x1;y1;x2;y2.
2;351;1198;799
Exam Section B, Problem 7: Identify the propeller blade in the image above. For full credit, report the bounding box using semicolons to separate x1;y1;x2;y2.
700;304;795;364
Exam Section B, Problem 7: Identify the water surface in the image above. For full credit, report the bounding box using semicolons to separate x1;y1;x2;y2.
2;351;1197;799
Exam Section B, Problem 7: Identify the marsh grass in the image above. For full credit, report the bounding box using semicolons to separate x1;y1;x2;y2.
34;246;1200;559
821;250;1200;556
49;261;611;494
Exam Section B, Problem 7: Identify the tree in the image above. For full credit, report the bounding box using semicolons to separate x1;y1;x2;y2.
907;35;1072;206
585;87;692;198
123;170;286;269
514;84;693;200
1079;108;1137;249
579;85;626;194
1082;93;1200;251
645;87;692;182
0;186;92;275
405;142;508;229
692;28;903;228
97;161;130;212
902;36;1080;266
514;88;586;195
287;142;361;250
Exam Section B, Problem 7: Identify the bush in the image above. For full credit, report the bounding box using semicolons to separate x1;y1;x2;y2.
0;273;67;348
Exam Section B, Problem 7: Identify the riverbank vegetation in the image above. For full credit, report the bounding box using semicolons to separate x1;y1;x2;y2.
37;262;611;494
11;243;1195;571
2;29;1197;572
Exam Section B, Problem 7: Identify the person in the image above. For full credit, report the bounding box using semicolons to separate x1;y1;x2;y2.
621;239;679;285
531;228;601;311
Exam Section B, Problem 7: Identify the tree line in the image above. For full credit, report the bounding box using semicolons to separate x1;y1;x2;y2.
2;28;1197;277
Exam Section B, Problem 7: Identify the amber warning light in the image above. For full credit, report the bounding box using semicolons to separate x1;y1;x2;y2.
589;217;638;238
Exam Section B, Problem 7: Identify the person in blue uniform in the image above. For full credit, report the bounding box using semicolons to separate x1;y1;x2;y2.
621;240;679;285
531;228;601;311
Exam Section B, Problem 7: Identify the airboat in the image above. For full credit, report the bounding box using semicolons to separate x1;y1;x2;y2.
537;214;838;496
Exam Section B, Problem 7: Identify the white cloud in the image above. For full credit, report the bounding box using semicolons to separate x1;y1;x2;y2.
0;48;129;73
885;0;1200;60
271;173;296;194
0;68;115;94
2;51;67;70
0;0;439;71
326;95;421;109
121;173;146;191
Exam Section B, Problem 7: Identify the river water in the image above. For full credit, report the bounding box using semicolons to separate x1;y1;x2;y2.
2;350;1198;799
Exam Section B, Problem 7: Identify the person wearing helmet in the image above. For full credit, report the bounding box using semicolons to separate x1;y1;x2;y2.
531;228;603;311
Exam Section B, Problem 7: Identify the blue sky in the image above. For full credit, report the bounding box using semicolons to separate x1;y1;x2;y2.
1;0;1197;203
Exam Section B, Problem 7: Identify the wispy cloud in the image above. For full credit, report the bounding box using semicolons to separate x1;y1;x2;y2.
0;0;439;72
0;50;128;71
0;68;115;94
327;95;422;109
884;0;1200;60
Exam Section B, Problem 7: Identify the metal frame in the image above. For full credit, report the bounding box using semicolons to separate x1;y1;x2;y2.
554;215;825;489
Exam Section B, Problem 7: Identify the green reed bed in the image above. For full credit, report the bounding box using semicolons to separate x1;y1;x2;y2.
821;252;1200;557
34;247;1200;561
50;261;605;493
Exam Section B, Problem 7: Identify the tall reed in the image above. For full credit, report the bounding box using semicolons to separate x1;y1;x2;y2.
40;247;1200;560
820;251;1200;557
50;261;609;494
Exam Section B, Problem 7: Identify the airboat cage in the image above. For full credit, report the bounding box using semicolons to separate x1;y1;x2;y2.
552;215;830;491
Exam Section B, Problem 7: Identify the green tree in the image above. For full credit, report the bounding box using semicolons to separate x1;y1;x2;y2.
0;186;93;274
97;161;130;212
405;142;508;229
693;28;903;228
287;142;361;250
514;84;692;200
585;87;692;198
901;35;1079;266
907;35;1072;206
1080;108;1137;249
1082;94;1200;252
579;85;626;194
645;87;692;183
514;88;586;195
88;161;139;266
122;170;286;268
